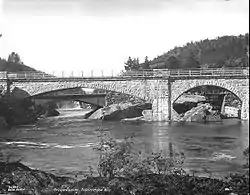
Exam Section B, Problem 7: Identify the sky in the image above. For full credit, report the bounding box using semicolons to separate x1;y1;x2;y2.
0;0;249;76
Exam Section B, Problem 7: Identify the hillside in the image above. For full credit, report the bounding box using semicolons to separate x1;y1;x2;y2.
0;58;36;72
143;33;249;70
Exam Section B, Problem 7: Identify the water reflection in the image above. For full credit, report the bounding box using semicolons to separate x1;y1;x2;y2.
0;110;248;179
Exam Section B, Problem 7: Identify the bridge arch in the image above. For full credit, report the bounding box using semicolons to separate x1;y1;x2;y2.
30;87;87;97
173;85;242;117
171;79;249;119
14;83;147;108
173;85;242;104
13;80;149;101
28;86;145;102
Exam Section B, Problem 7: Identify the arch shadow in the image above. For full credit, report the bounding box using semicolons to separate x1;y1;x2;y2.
173;85;242;104
173;85;242;118
27;87;147;107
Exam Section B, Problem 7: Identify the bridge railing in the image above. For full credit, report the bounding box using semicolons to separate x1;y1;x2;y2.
0;68;248;80
121;68;249;77
168;68;249;77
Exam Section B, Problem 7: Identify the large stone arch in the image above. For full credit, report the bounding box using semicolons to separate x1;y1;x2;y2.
12;80;151;101
171;79;249;120
30;87;87;97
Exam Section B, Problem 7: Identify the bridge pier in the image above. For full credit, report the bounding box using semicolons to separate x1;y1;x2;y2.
0;78;12;97
6;79;12;97
152;98;181;121
152;98;169;121
168;76;172;121
241;98;249;120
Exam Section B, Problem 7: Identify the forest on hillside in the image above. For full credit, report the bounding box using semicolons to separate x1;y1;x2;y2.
0;52;36;72
125;33;249;70
1;34;249;72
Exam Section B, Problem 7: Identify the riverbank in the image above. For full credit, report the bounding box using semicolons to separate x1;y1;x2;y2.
0;97;61;129
0;98;36;129
0;157;248;194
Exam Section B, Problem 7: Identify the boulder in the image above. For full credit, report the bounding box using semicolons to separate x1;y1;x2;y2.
180;103;210;122
82;107;100;119
88;108;104;120
88;102;152;121
173;102;198;115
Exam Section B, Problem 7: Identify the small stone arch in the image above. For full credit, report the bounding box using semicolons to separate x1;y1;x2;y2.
173;85;242;105
172;79;245;103
171;79;249;119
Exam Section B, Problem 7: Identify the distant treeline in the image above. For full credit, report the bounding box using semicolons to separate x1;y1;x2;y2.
125;33;249;70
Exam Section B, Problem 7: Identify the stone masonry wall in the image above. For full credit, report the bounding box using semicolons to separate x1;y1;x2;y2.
146;78;249;121
11;80;166;102
0;82;7;94
169;78;249;120
2;77;249;121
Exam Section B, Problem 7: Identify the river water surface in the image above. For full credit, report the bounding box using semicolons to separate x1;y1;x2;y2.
0;109;249;180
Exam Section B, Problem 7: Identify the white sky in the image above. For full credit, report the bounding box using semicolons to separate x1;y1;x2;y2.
0;0;249;76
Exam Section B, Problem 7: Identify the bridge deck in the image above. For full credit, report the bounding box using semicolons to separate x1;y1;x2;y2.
0;68;248;82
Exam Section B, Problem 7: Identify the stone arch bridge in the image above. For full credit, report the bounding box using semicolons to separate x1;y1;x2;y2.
0;69;249;121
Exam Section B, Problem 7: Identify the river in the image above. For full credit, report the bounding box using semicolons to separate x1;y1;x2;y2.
0;109;248;180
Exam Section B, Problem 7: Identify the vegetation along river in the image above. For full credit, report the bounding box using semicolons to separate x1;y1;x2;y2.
0;109;248;180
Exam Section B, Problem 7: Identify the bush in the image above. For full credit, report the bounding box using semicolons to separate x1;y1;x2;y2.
91;135;249;194
243;146;249;169
94;134;186;179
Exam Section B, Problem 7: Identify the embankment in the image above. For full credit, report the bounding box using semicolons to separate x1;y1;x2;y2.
0;97;60;128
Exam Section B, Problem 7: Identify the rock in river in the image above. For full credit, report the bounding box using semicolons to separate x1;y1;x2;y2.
88;102;152;121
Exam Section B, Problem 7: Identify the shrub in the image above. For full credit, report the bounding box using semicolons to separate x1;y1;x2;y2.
243;146;249;169
94;134;186;180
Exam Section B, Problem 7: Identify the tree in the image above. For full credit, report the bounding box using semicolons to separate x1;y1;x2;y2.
164;56;181;69
182;50;200;68
142;56;150;69
148;33;249;69
7;52;23;64
124;56;133;71
124;57;140;71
